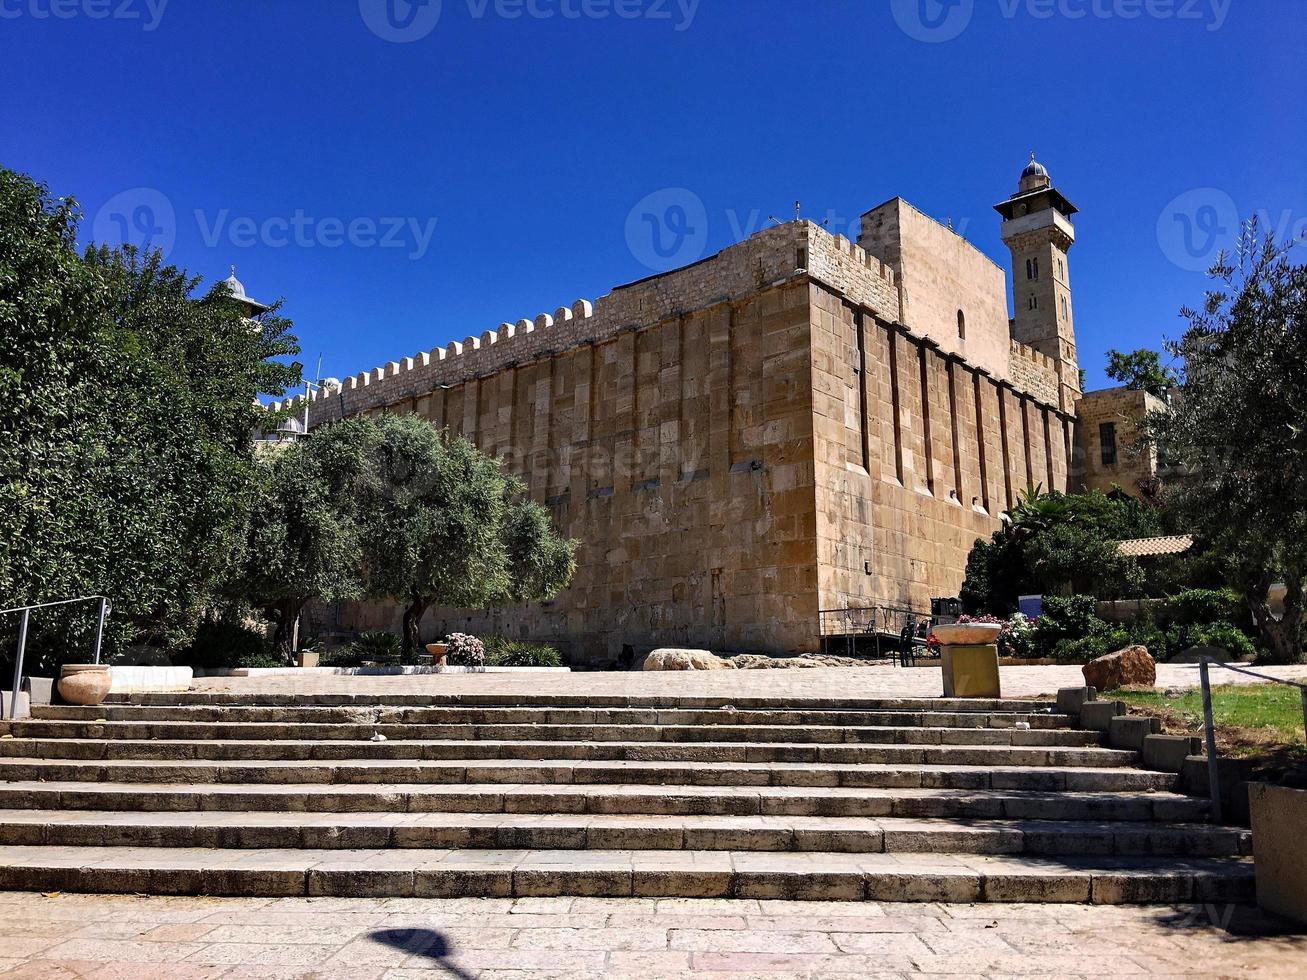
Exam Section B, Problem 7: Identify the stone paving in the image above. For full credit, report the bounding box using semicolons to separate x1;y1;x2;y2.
191;662;1307;700
0;891;1302;978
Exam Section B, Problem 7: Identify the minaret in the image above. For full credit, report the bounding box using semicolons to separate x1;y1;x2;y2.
222;265;272;318
995;154;1081;411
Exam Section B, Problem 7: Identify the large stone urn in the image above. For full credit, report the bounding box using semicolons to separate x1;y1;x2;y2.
57;664;112;707
425;642;449;667
933;623;1002;698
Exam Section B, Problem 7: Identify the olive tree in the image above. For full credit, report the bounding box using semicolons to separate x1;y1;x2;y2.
232;418;374;655
357;414;576;653
1147;224;1307;662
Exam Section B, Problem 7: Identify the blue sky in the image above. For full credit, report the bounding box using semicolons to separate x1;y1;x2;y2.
2;0;1302;391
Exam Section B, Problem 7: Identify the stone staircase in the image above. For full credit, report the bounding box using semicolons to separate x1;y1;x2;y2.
0;692;1254;902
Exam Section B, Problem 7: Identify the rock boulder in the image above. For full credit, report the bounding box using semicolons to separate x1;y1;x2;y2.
641;648;732;671
1082;645;1156;691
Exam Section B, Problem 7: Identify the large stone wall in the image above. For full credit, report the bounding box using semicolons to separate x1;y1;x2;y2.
858;199;1014;382
808;284;1072;616
287;218;1073;662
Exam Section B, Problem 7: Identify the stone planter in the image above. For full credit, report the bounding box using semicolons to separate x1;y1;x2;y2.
57;664;111;707
1249;783;1307;925
296;651;320;669
425;643;449;667
939;644;1002;698
932;623;1002;646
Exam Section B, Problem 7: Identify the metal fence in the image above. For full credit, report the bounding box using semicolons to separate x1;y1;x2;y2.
818;604;933;663
1197;657;1307;823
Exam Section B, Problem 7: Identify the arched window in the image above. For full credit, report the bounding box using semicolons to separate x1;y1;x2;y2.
957;310;966;339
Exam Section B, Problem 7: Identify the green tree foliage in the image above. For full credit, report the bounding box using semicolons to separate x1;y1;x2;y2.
230;418;374;655
0;168;299;671
1104;348;1178;396
351;414;578;653
960;488;1159;614
1146;224;1307;663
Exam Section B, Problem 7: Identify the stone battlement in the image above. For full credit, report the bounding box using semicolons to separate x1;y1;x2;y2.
1007;338;1060;407
270;222;903;425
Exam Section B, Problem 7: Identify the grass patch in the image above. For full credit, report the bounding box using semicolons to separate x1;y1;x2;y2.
1113;683;1307;760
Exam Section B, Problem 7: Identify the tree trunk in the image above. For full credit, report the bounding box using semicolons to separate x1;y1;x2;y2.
402;596;432;655
270;599;306;664
1247;574;1305;665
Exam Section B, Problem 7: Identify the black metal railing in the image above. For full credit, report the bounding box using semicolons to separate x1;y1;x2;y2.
818;604;933;663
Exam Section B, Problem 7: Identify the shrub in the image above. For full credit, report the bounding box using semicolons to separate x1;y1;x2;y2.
487;640;562;668
998;614;1037;659
444;633;485;666
1051;635;1115;663
1166;589;1245;628
236;653;286;670
1031;596;1107;659
1167;622;1258;661
350;631;404;665
175;616;273;670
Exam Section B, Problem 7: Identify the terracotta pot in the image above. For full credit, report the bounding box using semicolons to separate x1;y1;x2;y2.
57;664;112;707
425;643;449;667
932;623;1002;646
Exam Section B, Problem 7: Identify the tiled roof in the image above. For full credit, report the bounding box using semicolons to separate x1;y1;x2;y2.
1117;535;1194;558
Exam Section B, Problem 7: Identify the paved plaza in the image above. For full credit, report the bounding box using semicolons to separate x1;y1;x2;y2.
0;891;1303;978
190;662;1307;700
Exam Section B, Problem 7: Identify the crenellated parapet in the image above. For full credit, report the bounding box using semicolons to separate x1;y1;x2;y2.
268;221;904;426
1007;338;1060;407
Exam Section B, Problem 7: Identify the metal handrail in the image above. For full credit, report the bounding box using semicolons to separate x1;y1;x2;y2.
1;596;112;719
1197;655;1307;823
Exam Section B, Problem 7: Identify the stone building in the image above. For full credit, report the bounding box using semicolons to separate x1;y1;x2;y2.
281;158;1101;663
1073;385;1169;497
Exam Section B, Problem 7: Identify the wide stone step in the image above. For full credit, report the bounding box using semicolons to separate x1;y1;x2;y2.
0;736;1138;768
104;693;1058;713
31;704;1071;729
0;755;1175;791
0;719;1103;747
0;844;1254;903
0;810;1248;856
0;781;1210;821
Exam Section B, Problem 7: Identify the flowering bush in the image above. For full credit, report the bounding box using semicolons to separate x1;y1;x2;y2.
444;633;486;666
998;614;1038;659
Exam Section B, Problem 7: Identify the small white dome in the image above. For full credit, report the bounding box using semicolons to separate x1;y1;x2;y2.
223;265;249;300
